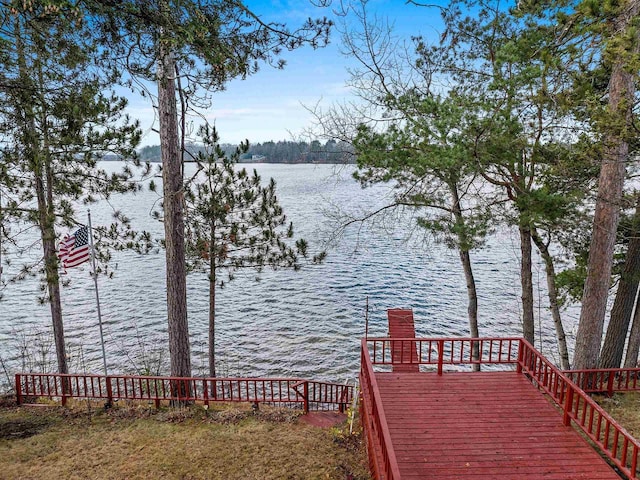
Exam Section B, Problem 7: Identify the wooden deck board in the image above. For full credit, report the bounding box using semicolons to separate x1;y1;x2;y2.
375;371;621;479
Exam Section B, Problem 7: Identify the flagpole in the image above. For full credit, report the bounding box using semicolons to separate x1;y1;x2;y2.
87;210;108;378
0;188;3;285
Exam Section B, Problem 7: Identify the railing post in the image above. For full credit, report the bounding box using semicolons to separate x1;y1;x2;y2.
61;376;68;407
106;376;113;407
437;340;444;376
517;340;523;373
203;379;209;407
516;339;524;373
303;381;309;414
338;385;350;413
61;375;71;407
607;372;615;398
563;384;574;426
15;374;22;406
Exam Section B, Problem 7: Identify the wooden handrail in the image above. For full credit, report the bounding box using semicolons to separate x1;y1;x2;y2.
360;338;402;480
362;336;640;480
564;368;640;395
519;339;640;480
15;373;353;411
366;337;521;369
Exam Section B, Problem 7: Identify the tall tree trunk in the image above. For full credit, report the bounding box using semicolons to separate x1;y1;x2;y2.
600;196;640;368
158;43;191;381
520;224;535;345
14;15;67;376
573;3;639;369
43;226;67;376
36;179;68;377
451;184;480;371
40;61;68;378
531;228;570;370
209;222;216;378
624;287;640;368
459;248;480;371
43;152;67;379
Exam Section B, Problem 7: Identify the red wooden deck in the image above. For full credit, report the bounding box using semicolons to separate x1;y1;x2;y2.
376;370;620;479
360;337;640;480
387;309;419;373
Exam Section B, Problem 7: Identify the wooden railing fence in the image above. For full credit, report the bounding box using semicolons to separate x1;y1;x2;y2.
564;368;640;396
15;373;353;413
359;339;402;480
519;340;640;479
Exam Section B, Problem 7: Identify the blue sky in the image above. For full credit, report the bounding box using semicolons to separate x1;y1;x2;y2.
130;0;445;146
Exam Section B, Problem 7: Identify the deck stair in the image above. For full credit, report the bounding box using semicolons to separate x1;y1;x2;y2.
387;309;419;373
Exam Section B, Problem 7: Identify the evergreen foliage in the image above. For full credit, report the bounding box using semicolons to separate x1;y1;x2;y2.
351;91;491;368
183;126;325;376
185;126;320;283
0;0;147;375
85;0;332;380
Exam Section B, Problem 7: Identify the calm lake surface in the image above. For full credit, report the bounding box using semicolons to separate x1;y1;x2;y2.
0;163;580;384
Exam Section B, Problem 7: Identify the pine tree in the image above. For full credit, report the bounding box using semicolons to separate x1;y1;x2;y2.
0;1;143;375
317;0;588;360
351;94;492;368
599;194;640;368
89;0;331;379
572;0;640;369
183;126;323;377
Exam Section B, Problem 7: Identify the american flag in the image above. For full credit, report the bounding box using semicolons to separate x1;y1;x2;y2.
58;226;91;270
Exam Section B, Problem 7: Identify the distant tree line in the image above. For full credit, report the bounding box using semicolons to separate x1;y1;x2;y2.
138;139;354;164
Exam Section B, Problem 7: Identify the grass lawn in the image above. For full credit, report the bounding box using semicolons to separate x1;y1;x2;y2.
0;400;370;480
4;390;640;479
595;391;640;438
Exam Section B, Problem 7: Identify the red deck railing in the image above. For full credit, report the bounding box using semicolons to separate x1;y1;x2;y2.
519;340;640;479
360;339;402;480
367;337;521;373
15;373;353;413
360;337;640;480
564;368;640;395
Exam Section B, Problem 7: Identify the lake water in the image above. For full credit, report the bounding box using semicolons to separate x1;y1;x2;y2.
0;163;580;386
